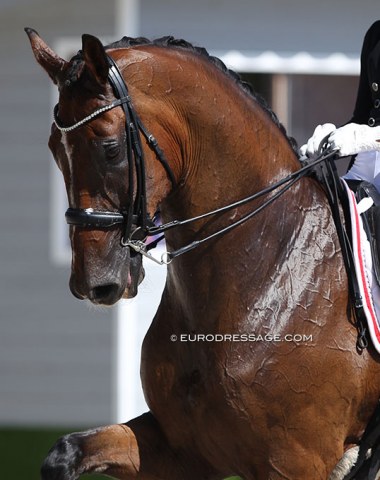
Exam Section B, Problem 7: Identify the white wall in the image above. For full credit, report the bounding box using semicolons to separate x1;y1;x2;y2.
140;0;377;56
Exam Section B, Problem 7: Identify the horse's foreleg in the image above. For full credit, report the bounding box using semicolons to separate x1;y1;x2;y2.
41;412;206;480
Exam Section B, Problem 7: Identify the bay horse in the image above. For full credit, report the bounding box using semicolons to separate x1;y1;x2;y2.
26;28;380;480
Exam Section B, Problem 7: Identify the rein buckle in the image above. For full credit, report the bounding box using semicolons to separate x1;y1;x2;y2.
124;239;172;265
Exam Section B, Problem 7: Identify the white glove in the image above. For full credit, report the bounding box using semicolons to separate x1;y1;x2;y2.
299;123;336;159
328;123;380;156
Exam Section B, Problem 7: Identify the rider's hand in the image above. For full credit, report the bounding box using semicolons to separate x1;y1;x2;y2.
328;123;380;156
299;123;336;159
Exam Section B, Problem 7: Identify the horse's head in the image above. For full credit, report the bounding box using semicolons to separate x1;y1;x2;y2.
26;29;177;305
26;29;303;307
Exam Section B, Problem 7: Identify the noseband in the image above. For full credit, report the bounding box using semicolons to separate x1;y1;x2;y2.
54;54;176;258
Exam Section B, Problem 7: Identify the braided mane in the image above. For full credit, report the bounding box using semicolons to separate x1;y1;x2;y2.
67;35;298;154
106;36;298;154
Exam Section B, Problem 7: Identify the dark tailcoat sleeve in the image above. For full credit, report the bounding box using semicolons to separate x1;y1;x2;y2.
350;20;380;126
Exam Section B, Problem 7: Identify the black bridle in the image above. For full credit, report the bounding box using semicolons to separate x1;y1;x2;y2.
55;55;176;259
54;54;341;268
54;53;370;350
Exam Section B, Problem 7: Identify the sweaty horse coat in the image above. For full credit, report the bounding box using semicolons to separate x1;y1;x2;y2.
26;28;380;480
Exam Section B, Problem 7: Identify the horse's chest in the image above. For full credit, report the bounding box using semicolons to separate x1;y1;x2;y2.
144;355;212;415
143;341;220;417
143;350;259;475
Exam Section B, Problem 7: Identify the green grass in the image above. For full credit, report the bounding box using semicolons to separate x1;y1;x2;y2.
0;428;114;480
0;428;242;479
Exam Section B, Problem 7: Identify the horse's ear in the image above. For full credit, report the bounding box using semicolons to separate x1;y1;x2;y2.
25;28;67;85
81;34;109;89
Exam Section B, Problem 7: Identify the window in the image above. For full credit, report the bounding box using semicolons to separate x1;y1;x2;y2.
240;72;359;175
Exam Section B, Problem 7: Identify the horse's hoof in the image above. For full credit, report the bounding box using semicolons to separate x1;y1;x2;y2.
40;433;83;480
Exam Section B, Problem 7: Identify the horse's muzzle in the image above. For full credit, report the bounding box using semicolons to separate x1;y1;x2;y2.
69;249;144;306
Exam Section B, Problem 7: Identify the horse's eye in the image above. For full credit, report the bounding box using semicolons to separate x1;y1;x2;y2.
101;140;122;162
105;144;121;160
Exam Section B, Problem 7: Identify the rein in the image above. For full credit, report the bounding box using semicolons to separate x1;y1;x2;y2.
55;52;369;351
145;149;338;263
54;53;342;266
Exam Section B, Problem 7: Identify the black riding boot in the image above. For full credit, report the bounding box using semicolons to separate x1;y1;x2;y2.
356;181;380;286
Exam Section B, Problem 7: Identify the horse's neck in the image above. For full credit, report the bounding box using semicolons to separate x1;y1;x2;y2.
131;50;344;327
162;174;335;332
159;78;334;323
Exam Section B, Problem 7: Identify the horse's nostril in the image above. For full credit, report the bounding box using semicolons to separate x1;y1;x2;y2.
69;276;86;300
90;284;121;306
